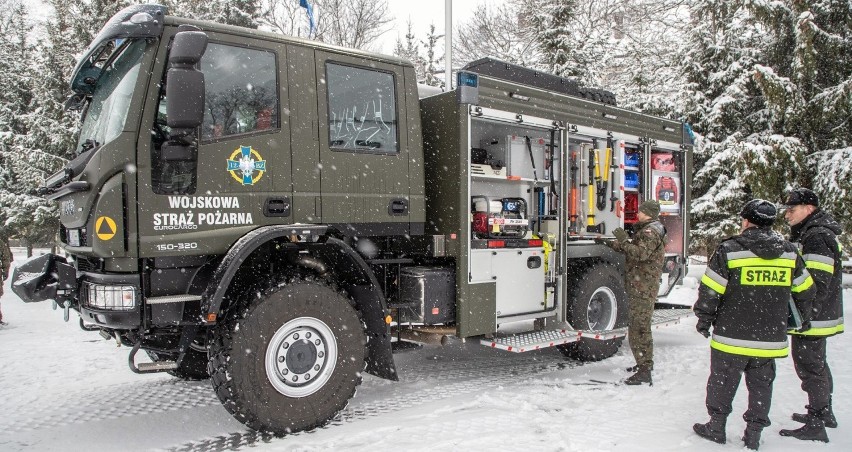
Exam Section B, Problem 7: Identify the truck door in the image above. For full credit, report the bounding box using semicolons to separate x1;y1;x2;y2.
314;52;413;236
138;30;289;256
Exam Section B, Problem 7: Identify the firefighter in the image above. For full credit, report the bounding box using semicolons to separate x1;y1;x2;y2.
693;199;815;450
609;200;666;386
779;188;843;443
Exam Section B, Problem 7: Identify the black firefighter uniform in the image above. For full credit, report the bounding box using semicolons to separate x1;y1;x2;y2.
788;208;845;417
694;227;816;428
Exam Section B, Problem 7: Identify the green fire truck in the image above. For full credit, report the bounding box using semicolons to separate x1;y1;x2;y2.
13;4;693;434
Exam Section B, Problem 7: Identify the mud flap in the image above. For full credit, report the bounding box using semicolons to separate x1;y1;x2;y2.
11;254;77;303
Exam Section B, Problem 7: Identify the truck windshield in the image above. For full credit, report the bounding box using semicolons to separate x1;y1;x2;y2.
76;39;147;154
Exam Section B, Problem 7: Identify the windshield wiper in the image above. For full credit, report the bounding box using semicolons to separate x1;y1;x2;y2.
63;93;88;111
80;138;100;155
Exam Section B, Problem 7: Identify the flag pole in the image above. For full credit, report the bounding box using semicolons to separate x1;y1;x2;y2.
445;0;452;89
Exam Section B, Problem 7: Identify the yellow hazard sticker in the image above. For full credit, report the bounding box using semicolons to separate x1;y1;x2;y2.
741;267;791;286
95;216;117;241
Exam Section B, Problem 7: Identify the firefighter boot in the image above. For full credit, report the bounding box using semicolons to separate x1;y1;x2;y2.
624;366;652;385
742;425;762;450
693;415;727;444
792;403;837;428
780;413;829;443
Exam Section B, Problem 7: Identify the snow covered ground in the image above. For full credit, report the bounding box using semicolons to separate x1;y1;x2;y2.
1;248;850;451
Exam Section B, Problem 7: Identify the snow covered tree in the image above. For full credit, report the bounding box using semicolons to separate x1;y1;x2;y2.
168;0;262;28
315;0;392;50
391;21;443;87
421;24;444;87
599;0;688;116
0;0;71;253
258;0;390;49
393;19;422;65
0;0;33;242
682;0;852;252
678;0;797;253
748;0;852;235
453;1;540;68
70;0;135;45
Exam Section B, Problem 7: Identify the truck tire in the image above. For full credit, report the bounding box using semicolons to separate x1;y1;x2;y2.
146;343;210;380
558;264;627;361
208;280;366;434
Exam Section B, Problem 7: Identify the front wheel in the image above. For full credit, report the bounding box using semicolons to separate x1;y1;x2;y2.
209;281;366;433
558;264;627;361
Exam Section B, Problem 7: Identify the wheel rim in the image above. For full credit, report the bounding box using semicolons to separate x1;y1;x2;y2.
265;317;338;398
586;287;617;331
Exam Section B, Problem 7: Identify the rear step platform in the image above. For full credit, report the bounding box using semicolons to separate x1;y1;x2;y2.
483;308;693;353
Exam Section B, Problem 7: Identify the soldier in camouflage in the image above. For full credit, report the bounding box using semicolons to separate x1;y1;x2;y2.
0;232;12;325
609;200;667;385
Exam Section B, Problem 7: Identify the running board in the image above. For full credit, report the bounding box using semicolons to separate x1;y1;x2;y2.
128;341;179;374
482;308;693;353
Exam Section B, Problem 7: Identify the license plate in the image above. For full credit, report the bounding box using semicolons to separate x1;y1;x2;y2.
68;229;81;247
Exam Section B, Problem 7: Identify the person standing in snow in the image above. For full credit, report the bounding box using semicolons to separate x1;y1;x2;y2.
692;199;815;450
779;188;844;443
0;233;12;325
608;200;666;386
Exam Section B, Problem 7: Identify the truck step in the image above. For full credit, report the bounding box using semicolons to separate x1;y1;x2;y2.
136;361;179;372
482;308;693;353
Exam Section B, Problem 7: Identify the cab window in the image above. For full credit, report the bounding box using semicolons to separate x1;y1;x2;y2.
201;43;278;140
325;62;399;153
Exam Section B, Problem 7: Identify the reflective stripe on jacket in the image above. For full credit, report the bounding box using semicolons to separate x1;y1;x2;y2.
694;227;816;358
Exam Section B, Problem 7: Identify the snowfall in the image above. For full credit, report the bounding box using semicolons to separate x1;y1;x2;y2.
1;247;850;452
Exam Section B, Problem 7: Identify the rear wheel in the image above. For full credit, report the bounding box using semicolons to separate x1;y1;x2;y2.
209;280;366;434
558;264;627;361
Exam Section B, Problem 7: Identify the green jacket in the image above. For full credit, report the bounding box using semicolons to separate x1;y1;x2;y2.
611;219;666;298
1;238;12;281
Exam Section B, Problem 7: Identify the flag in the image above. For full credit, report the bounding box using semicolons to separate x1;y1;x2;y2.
299;0;316;37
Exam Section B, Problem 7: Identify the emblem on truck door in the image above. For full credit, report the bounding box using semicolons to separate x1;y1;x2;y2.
226;145;267;185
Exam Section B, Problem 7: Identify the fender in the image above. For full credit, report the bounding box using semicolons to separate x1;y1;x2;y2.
200;225;398;381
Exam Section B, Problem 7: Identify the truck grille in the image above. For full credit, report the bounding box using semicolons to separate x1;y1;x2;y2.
75;256;103;273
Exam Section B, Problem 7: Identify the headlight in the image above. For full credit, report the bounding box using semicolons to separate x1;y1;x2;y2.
86;283;137;310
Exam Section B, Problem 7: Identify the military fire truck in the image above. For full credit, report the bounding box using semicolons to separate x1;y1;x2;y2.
12;4;694;434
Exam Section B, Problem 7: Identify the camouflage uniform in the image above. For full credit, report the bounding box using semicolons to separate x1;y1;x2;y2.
611;219;666;370
0;237;12;323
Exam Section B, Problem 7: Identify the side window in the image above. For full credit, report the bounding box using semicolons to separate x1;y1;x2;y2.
201;43;278;140
326;63;399;153
151;41;279;195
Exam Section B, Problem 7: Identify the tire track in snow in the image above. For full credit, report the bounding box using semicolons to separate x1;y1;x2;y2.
163;352;578;451
0;379;218;434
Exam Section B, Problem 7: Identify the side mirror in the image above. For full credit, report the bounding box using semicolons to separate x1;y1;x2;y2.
166;30;208;140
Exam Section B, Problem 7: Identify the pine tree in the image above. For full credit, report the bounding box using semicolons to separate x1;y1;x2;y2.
678;0;802;253
393;19;425;78
168;0;262;28
749;0;852;234
421;24;444;88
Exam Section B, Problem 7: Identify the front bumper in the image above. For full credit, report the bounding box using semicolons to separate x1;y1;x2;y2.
11;254;76;304
11;253;143;329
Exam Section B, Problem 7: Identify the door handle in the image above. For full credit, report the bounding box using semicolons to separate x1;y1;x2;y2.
388;198;408;216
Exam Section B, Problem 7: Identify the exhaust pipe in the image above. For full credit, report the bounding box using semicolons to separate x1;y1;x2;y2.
394;328;450;346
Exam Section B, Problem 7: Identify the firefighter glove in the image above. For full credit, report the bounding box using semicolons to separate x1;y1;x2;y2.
796;320;812;334
696;321;711;338
612;227;629;243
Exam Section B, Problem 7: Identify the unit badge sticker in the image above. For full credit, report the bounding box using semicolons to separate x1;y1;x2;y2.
227;145;266;186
